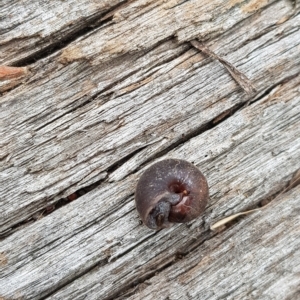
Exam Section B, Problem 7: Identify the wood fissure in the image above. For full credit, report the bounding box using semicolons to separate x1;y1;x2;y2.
1;74;288;240
1;7;298;230
1;1;300;299
113;170;300;299
10;0;133;67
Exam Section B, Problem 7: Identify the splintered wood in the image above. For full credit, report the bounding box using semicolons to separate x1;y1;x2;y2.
0;65;28;80
190;40;256;95
0;0;299;299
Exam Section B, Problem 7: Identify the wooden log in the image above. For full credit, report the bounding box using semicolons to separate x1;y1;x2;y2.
0;0;286;65
0;0;299;299
0;73;299;300
0;0;299;234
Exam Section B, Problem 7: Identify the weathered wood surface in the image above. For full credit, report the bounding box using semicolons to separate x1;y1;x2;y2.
1;0;299;234
125;186;300;300
0;0;300;299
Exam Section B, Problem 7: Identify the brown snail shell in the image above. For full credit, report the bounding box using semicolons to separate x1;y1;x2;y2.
135;159;209;230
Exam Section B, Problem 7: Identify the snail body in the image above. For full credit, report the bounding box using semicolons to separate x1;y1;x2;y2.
135;159;209;230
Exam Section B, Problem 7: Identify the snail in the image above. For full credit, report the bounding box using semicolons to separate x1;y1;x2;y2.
135;159;209;230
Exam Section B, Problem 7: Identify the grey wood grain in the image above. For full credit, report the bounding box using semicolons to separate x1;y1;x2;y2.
0;74;299;300
125;185;300;300
0;0;299;299
0;0;282;65
0;0;126;65
0;0;299;234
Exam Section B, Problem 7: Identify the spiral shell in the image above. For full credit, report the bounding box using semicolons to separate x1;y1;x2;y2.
135;159;209;230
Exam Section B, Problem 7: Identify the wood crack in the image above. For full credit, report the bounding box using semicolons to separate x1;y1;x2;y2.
0;71;298;239
0;145;147;239
11;0;133;67
112;182;300;299
1;2;299;299
211;168;300;232
107;231;214;300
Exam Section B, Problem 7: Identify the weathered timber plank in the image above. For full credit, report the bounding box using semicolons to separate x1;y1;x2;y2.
0;1;299;233
0;0;126;65
125;185;300;300
0;75;299;300
0;0;283;65
57;0;281;66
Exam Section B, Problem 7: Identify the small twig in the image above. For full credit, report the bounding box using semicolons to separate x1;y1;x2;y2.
0;65;29;81
210;170;300;231
190;39;256;95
